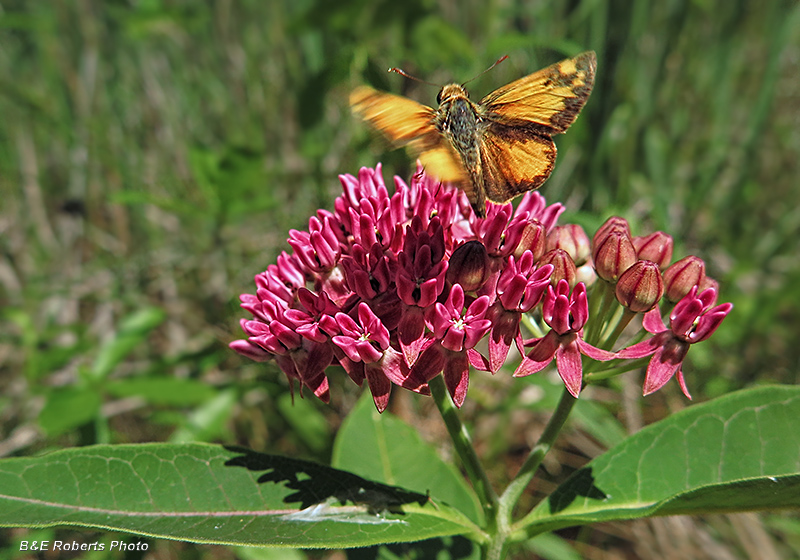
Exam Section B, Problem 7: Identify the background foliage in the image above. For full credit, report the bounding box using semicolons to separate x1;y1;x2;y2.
1;0;798;558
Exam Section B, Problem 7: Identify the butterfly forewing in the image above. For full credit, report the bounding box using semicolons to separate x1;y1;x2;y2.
480;51;596;133
350;86;467;183
350;86;437;141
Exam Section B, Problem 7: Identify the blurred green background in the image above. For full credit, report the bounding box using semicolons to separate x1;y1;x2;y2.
1;0;799;558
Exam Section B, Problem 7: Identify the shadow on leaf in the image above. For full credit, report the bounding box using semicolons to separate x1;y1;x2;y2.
547;467;608;514
223;445;429;512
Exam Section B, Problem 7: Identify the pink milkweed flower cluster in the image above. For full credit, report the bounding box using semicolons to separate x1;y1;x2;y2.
231;164;561;410
231;164;733;410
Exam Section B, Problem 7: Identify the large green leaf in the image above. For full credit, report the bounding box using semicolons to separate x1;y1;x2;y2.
0;444;477;547
332;394;483;525
519;385;800;536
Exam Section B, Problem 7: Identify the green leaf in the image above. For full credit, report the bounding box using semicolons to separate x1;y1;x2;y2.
0;444;476;547
277;393;332;455
90;308;166;381
523;532;583;560
410;16;474;73
168;390;237;443
105;377;217;406
520;385;800;535
332;394;482;525
571;399;627;449
38;389;102;437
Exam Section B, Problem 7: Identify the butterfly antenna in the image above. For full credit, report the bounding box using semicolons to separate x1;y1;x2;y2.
462;55;509;86
388;66;439;87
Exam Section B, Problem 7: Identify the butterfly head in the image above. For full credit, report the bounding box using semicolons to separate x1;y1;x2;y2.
437;84;470;105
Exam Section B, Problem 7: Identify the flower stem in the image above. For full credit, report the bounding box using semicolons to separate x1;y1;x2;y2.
586;281;616;345
428;375;499;521
498;387;577;530
599;308;636;350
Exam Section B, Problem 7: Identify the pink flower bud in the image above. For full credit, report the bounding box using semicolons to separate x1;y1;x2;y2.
547;224;591;266
615;260;664;312
447;240;492;292
593;230;636;283
593;216;631;248
513;220;547;260
663;256;706;302
633;231;673;269
537;248;578;288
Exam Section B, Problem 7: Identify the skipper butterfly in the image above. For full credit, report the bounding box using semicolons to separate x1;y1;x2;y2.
350;51;596;217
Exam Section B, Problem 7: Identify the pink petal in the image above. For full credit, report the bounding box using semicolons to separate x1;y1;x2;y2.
299;368;330;402
688;302;733;343
332;335;362;363
616;333;666;359
289;343;326;382
407;343;446;389
229;339;272;362
306;340;335;377
379;346;405;381
642;308;667;334
570;283;589;330
555;337;583;398
398;306;425;346
275;354;299;381
463;318;492;349
448;284;465;313
418;274;445;307
355;339;383;363
514;331;559;377
576;338;616;361
549;291;572;334
400;333;427;367
676;368;692;400
488;326;514;373
642;339;689;395
441;324;466;352
365;363;392;412
467;348;491;372
443;352;470;408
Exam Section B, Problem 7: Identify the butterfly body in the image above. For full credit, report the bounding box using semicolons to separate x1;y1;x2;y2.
351;51;596;217
434;85;487;211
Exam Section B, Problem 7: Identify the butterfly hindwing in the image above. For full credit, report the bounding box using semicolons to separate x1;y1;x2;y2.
479;126;556;203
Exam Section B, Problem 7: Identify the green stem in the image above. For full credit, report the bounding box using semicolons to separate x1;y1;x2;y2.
520;312;546;339
587;356;650;381
428;375;499;521
599;309;636;350
498;387;577;533
585;281;616;345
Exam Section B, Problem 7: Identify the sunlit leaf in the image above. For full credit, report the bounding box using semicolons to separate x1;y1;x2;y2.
519;385;800;535
0;444;477;547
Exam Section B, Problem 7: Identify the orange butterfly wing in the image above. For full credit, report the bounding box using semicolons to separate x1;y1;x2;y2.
476;51;596;203
349;86;467;184
479;51;597;134
480;130;556;203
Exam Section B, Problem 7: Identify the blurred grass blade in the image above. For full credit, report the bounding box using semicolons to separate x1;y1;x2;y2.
89;307;166;381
